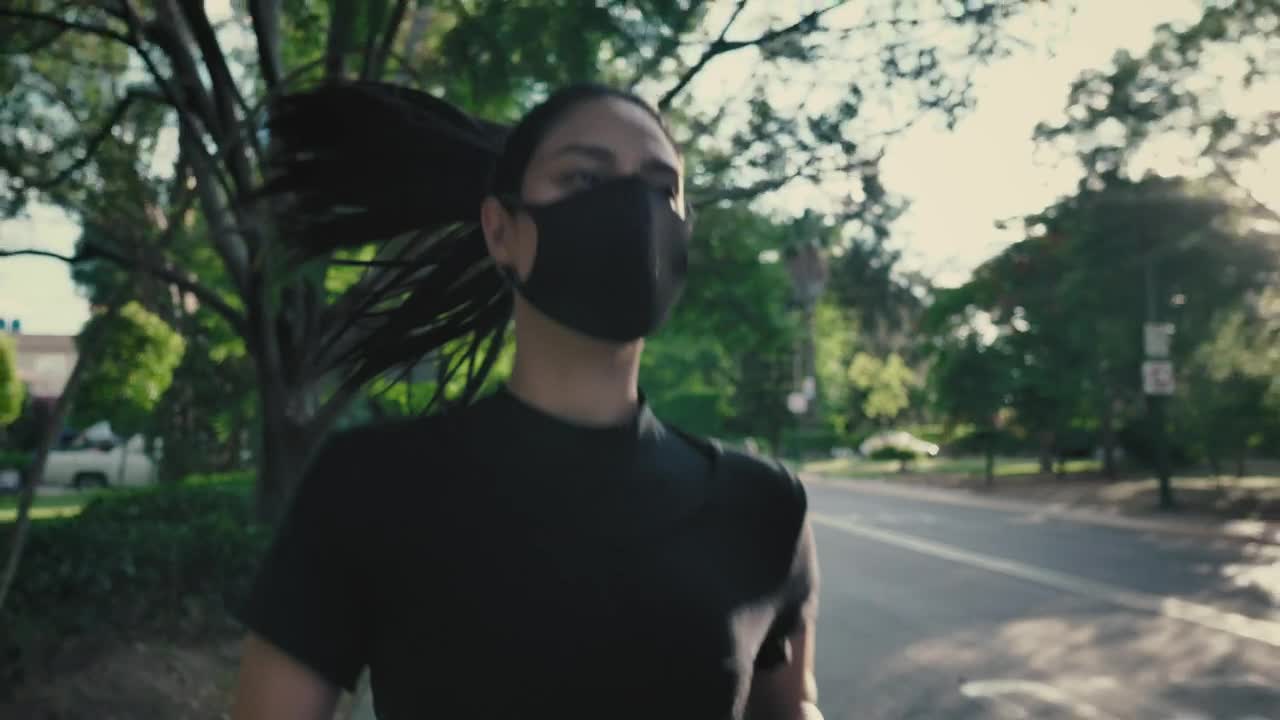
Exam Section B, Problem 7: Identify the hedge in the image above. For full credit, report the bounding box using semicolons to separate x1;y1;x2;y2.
0;476;269;693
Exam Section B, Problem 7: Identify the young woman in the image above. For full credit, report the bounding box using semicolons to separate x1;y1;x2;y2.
232;82;822;720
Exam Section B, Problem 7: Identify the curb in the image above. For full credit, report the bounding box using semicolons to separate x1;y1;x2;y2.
801;474;1280;547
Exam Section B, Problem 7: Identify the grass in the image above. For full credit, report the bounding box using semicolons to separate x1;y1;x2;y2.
802;455;1103;479
0;490;99;523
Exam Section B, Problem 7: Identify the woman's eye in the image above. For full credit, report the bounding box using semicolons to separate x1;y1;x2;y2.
563;171;602;189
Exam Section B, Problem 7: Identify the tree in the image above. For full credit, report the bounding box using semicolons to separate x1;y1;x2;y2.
928;332;1012;485
643;202;798;446
812;299;860;440
929;173;1278;493
1179;292;1280;476
72;217;256;479
847;352;915;430
1036;0;1279;220
69;301;185;441
0;301;110;612
0;1;1048;519
0;333;23;431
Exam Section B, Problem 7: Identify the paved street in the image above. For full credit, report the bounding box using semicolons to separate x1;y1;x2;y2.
807;481;1280;720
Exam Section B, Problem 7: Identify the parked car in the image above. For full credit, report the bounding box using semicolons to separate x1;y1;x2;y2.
859;430;941;459
43;424;157;489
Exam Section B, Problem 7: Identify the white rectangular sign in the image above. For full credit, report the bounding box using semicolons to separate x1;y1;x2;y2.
1142;360;1176;396
1144;322;1175;358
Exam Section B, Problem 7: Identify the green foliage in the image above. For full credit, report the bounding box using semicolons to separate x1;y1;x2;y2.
1176;291;1280;471
0;451;30;471
644;202;798;440
1;392;47;454
929;332;1013;438
813;300;859;435
0;477;268;691
1037;0;1279;183
929;175;1278;464
0;334;22;428
70;303;186;439
847;352;916;424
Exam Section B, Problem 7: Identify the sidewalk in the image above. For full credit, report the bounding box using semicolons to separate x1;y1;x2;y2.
802;472;1280;547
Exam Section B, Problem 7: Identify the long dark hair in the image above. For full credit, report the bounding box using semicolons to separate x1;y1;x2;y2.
261;81;670;408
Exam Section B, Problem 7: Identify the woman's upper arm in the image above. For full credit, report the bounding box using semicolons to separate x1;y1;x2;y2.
747;520;823;720
746;617;822;720
233;633;342;720
233;431;376;714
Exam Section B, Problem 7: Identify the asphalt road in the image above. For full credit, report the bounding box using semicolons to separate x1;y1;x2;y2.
807;481;1280;720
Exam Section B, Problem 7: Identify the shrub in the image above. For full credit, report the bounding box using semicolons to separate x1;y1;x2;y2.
0;452;30;472
0;477;268;693
869;446;919;464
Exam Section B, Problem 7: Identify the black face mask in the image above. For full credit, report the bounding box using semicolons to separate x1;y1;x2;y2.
500;175;691;343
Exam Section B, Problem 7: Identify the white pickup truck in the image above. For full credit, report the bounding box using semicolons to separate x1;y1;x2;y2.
43;425;157;489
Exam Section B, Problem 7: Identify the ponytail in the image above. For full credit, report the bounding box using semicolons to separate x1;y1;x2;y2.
261;81;513;406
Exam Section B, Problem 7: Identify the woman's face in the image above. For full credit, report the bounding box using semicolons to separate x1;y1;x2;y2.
482;97;684;282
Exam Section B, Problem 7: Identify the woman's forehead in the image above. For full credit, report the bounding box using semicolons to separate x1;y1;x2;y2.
529;97;680;173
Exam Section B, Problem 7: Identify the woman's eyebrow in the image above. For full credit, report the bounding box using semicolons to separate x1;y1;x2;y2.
554;143;617;166
554;144;679;181
641;158;680;182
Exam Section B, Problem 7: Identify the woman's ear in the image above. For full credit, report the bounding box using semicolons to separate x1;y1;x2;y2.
480;196;513;265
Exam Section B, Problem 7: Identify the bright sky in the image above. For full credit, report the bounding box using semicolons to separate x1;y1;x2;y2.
1;0;1272;334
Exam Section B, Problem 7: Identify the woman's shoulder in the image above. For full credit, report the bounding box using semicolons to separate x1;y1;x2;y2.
662;426;806;521
716;444;807;517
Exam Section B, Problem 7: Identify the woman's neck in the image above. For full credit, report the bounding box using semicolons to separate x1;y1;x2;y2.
506;303;643;427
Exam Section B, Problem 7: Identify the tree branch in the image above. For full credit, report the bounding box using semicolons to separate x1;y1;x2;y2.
325;0;356;81
178;125;251;293
0;300;106;612
657;1;849;110
247;0;282;89
625;0;710;90
0;245;246;334
0;8;135;47
367;0;412;81
116;3;240;206
690;167;806;207
16;90;143;190
176;0;259;178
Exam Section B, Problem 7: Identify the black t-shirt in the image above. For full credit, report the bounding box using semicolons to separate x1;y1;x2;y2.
239;387;817;720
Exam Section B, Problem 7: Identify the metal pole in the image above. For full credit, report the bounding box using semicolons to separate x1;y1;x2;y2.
1145;255;1175;509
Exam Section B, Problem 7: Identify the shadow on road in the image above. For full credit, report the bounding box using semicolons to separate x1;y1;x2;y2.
836;611;1280;720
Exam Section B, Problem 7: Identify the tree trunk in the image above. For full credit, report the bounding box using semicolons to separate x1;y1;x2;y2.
254;379;323;524
768;423;784;462
1208;447;1221;477
1038;431;1054;474
0;328;94;612
984;433;996;487
1236;444;1247;479
1100;393;1118;480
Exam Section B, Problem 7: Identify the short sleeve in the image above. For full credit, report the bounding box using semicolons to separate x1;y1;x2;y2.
754;518;819;672
237;433;372;691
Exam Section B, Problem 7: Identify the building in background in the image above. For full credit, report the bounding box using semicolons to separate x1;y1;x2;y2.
4;328;77;402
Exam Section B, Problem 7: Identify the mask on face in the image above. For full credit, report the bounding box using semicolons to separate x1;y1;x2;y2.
499;175;691;343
